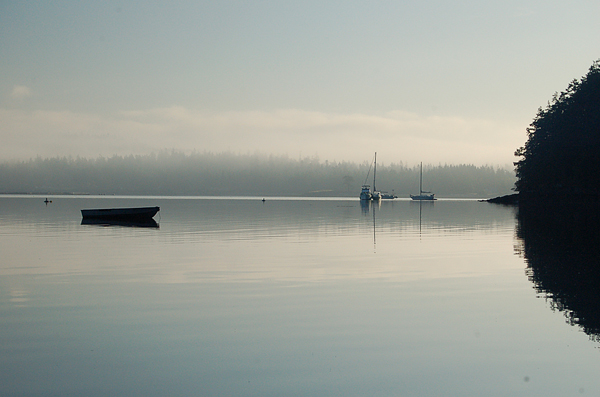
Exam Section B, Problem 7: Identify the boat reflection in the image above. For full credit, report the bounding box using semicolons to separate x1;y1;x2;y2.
411;199;434;236
360;198;370;214
81;218;159;228
359;198;380;252
359;198;382;214
516;200;600;341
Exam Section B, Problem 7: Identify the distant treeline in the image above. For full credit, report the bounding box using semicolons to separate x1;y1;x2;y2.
0;151;515;198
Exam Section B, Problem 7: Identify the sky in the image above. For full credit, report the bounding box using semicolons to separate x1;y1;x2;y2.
1;1;600;166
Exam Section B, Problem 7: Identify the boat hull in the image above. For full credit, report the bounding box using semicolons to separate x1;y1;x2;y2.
81;206;160;221
81;217;159;228
410;195;435;201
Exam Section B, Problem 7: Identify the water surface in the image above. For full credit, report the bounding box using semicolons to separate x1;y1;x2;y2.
0;196;598;396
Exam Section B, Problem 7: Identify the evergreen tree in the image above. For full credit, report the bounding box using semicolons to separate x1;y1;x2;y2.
515;60;600;198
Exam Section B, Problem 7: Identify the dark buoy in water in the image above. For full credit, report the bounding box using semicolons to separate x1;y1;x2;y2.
44;198;52;204
262;198;266;202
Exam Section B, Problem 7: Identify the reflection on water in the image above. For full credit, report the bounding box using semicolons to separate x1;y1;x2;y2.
411;199;435;236
3;196;600;396
517;200;600;340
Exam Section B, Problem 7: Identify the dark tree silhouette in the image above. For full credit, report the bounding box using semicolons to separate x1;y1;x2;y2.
517;202;600;341
514;60;600;200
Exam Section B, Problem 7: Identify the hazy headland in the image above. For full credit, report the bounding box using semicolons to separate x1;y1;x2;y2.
0;151;514;198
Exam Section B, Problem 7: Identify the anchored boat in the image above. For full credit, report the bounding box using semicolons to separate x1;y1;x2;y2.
360;185;373;200
360;152;382;201
81;206;160;221
410;162;435;201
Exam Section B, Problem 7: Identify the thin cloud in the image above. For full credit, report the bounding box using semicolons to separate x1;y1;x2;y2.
10;85;32;100
0;106;524;165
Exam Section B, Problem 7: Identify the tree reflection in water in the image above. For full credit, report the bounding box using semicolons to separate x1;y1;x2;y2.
516;199;600;341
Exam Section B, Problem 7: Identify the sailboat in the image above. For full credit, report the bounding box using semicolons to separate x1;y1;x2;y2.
359;152;381;201
410;162;436;200
371;153;381;201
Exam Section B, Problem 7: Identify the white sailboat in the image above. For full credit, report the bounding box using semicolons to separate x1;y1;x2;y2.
371;152;381;201
410;162;435;200
359;152;381;201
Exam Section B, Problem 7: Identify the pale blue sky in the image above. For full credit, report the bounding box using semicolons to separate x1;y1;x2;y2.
1;0;599;165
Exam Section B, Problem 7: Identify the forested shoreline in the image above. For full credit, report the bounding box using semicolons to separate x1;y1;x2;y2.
0;151;515;198
515;60;600;201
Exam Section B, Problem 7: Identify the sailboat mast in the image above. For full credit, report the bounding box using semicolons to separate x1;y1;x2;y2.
419;162;423;194
373;152;377;192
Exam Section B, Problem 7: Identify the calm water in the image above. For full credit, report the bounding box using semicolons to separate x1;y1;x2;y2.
1;196;599;396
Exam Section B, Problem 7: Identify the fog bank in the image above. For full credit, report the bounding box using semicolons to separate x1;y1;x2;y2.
0;151;515;198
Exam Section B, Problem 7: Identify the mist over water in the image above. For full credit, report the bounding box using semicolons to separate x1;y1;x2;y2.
0;152;515;198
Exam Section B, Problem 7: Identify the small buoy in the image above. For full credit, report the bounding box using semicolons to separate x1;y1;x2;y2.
44;198;51;204
262;198;266;202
